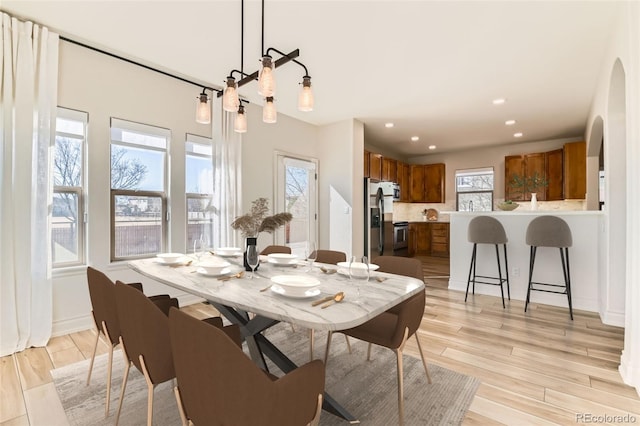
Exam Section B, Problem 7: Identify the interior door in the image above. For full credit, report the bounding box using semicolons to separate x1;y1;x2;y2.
275;153;318;258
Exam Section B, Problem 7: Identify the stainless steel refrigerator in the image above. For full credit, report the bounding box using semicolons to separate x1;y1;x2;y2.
364;178;395;260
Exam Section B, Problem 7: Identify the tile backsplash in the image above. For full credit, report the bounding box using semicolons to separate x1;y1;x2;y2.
393;199;587;222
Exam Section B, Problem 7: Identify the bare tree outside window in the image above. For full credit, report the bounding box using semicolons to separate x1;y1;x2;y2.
456;168;494;212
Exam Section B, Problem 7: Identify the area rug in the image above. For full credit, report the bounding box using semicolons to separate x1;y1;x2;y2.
52;324;479;425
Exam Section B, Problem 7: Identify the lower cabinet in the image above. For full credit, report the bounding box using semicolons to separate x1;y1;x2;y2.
408;222;449;257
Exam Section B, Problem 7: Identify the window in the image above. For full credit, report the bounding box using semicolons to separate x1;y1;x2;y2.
456;167;494;212
52;108;87;267
185;134;214;252
110;118;169;261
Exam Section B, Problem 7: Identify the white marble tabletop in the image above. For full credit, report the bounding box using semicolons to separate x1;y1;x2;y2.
129;255;424;331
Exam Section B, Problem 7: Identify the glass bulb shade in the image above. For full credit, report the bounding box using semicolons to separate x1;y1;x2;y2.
234;107;247;133
223;78;239;112
195;95;211;124
263;97;277;124
298;86;314;112
258;56;275;97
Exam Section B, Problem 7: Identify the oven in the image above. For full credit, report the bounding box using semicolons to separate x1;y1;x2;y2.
393;221;409;256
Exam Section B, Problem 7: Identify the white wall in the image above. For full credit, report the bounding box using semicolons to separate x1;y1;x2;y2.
584;1;640;395
317;119;364;257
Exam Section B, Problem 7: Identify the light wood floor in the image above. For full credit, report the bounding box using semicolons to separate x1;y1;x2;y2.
2;256;639;425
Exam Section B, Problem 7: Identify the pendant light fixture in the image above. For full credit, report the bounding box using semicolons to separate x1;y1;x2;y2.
195;89;211;124
298;75;313;111
209;0;314;132
263;96;277;123
234;104;247;133
223;76;240;112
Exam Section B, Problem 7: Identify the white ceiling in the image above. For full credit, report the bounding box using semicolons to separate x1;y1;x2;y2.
2;1;621;158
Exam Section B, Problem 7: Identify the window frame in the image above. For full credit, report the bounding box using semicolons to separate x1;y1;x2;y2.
52;107;88;268
110;118;170;262
455;167;495;212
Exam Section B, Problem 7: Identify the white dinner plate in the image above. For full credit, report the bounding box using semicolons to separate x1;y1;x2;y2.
270;284;321;299
196;267;231;277
214;250;243;258
270;275;321;288
336;262;379;271
154;257;186;266
267;258;298;266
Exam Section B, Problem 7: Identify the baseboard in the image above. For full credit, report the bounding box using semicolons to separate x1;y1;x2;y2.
600;309;625;327
619;349;640;398
52;314;95;337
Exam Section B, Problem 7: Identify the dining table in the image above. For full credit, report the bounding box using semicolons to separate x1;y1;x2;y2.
129;253;424;424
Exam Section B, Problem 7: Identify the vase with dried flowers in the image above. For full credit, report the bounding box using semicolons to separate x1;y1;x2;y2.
231;198;293;270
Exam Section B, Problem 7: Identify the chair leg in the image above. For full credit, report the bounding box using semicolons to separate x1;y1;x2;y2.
139;355;154;426
414;333;432;384
367;342;372;361
309;393;323;426
101;321;114;418
525;246;537;312
309;329;314;362
561;247;574;320
174;387;189;426
495;244;505;308
396;348;405;426
345;335;352;354
323;331;333;365
115;337;130;426
465;244;477;302
86;327;100;386
503;243;511;300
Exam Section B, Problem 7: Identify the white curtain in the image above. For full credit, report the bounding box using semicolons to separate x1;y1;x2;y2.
0;13;58;356
211;98;242;248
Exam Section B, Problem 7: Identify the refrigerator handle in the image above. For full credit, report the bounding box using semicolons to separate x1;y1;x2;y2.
377;188;384;255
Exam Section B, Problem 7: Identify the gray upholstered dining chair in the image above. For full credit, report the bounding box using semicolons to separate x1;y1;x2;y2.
85;267;171;418
323;256;431;425
260;245;292;255
168;308;325;426
525;215;574;319
465;216;510;308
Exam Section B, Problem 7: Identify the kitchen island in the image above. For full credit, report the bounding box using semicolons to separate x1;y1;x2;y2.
448;211;604;314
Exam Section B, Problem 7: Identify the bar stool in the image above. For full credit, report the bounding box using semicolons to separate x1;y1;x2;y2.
465;216;510;308
525;216;573;320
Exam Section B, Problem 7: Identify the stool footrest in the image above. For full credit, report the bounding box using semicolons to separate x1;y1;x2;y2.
474;275;508;286
529;281;568;295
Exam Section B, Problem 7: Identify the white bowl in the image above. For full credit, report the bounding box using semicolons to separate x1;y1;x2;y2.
336;262;379;271
270;275;320;296
198;259;231;275
267;253;298;265
156;253;184;264
215;247;242;256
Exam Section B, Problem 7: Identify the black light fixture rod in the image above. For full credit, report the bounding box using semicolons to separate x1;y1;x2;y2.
266;47;309;75
241;0;245;74
217;48;300;97
59;35;222;94
261;0;265;56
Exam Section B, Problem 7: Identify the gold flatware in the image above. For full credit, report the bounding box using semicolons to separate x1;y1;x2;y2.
260;284;273;292
311;293;338;306
170;260;193;268
320;267;337;274
218;271;245;281
320;292;345;309
375;276;387;282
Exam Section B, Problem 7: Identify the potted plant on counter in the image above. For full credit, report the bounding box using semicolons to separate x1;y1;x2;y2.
508;172;548;210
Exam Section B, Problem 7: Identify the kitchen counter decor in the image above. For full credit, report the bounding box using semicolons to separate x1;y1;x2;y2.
497;201;519;211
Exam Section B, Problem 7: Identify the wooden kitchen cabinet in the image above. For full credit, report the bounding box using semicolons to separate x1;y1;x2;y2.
410;163;446;203
546;149;564;201
504;153;547;201
369;153;382;180
564;141;586;199
408;222;449;257
430;223;449;257
399;162;411;202
382;157;397;182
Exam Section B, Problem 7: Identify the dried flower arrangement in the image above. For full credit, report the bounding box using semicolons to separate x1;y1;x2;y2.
230;198;293;238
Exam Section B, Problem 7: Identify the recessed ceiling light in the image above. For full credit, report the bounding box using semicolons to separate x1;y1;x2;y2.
514;132;523;138
428;145;436;150
505;119;516;126
411;136;419;142
385;122;394;128
492;98;506;105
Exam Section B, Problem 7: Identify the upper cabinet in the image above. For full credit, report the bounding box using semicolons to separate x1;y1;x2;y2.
364;150;370;178
564;141;586;199
398;162;411;202
504;141;586;201
410;163;446;203
369;153;383;180
382;157;397;182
